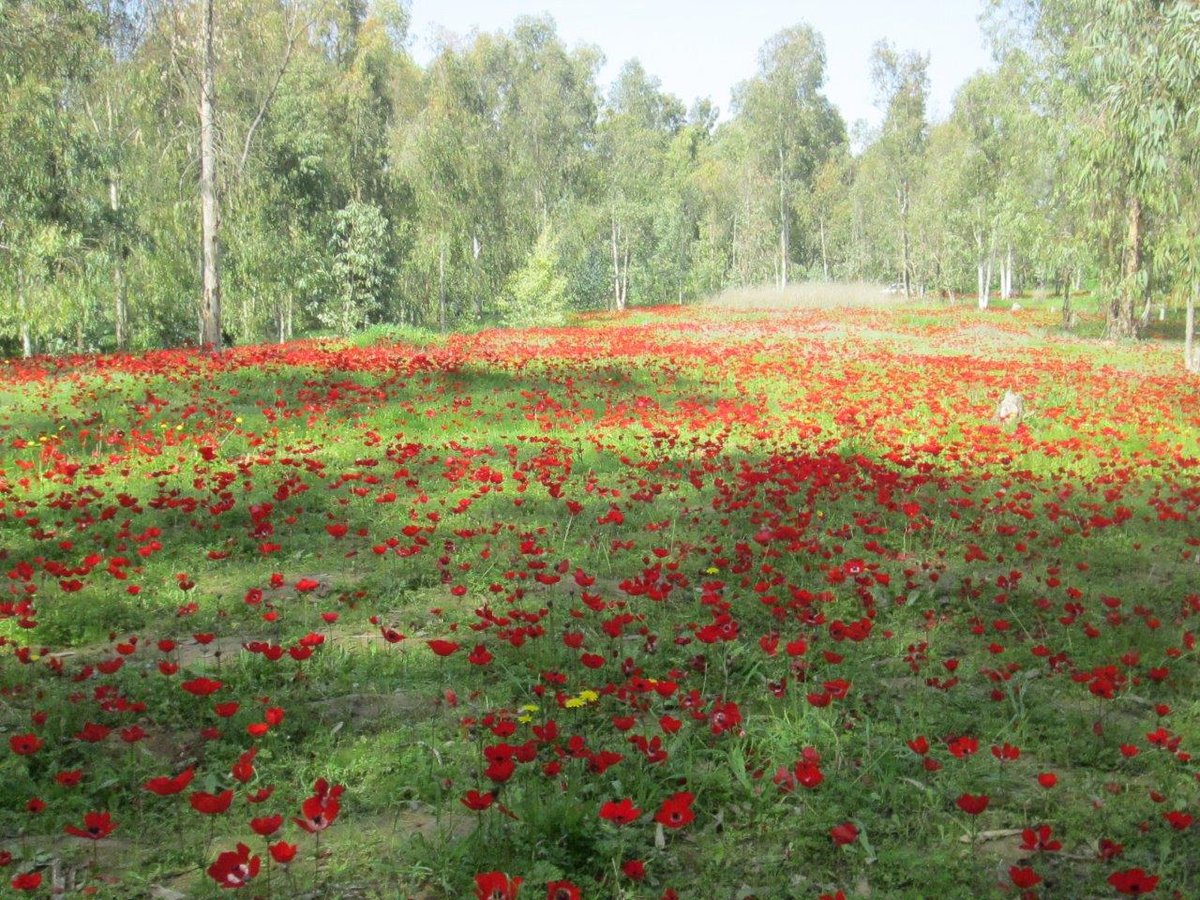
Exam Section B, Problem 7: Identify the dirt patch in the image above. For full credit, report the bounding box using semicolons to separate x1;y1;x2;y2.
308;690;436;732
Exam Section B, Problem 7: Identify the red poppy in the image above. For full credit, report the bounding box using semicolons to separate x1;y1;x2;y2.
65;810;117;840
1164;810;1193;830
269;841;297;864
830;821;859;846
231;748;257;783
1009;867;1042;889
956;793;990;815
294;780;343;833
9;734;42;756
11;872;41;892
191;789;234;815
654;791;695;829
468;644;494;665
1036;772;1058;788
599;798;641;826
207;843;260;889
547;881;581;900
74;722;110;742
621;859;645;881
428;639;460;657
1107;868;1159;895
250;814;282;837
462;790;495;811
1020;824;1061;852
474;871;522;899
182;677;223;696
708;700;741;735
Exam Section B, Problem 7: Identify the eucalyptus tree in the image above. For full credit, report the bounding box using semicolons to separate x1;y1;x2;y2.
869;40;929;298
733;25;844;288
598;60;685;310
0;0;102;356
998;0;1200;338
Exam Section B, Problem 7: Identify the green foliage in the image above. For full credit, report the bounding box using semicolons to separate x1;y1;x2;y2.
324;200;394;336
497;227;570;328
0;1;1197;370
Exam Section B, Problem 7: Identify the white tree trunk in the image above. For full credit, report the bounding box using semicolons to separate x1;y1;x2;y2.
611;212;622;311
977;262;990;311
19;300;32;358
1000;244;1013;301
778;145;788;289
438;241;446;333
819;218;829;281
1186;288;1198;373
110;174;128;350
198;0;222;350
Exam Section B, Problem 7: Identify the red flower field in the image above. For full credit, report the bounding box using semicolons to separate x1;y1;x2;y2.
1;304;1198;897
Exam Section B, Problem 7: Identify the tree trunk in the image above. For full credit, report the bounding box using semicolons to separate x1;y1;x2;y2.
611;212;621;312
819;217;829;281
620;246;629;311
19;293;32;358
899;183;911;298
1000;243;1013;301
977;261;991;311
1061;270;1072;330
198;0;222;350
778;145;788;289
1109;195;1141;339
1186;288;1197;373
438;241;446;333
109;173;129;350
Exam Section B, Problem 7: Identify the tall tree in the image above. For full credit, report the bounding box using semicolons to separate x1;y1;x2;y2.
197;0;221;348
734;25;844;288
1000;0;1200;338
870;41;929;298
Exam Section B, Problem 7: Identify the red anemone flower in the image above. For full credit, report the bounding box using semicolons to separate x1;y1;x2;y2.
250;814;282;837
956;793;990;815
474;870;522;899
65;811;117;840
269;841;297;864
830;821;859;846
191;789;234;815
9;734;42;756
207;843;260;889
546;881;581;900
428;639;460;657
11;872;42;892
294;780;343;833
599;798;642;826
462;790;495;811
182;677;223;697
654;791;695;829
145;767;195;796
1107;868;1159;895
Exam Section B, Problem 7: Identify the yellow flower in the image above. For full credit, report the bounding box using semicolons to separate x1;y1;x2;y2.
578;689;599;704
705;566;719;575
520;704;540;713
564;698;584;709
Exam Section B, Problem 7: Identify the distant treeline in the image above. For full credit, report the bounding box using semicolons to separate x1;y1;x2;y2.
1;1;1197;365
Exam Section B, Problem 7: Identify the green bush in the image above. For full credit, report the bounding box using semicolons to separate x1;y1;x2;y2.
497;226;569;328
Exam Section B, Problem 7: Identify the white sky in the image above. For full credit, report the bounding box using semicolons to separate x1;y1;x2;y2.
407;0;995;131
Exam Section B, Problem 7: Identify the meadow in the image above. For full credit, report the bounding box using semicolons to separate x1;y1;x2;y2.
1;300;1198;899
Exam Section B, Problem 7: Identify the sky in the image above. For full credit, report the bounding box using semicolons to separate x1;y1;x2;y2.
407;0;995;133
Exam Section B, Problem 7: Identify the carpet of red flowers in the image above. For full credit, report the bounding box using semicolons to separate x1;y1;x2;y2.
1;305;1199;898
